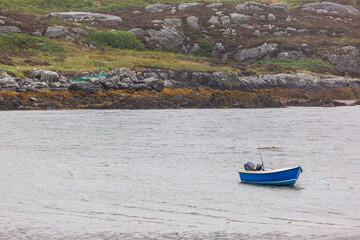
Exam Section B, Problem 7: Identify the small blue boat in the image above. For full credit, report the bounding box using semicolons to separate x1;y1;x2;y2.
238;165;303;186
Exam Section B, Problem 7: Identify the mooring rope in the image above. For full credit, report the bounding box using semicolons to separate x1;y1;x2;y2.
300;165;348;191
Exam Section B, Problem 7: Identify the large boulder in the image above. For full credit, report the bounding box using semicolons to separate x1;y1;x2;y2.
163;18;182;28
107;68;139;83
269;3;290;13
128;28;146;36
234;43;278;62
178;3;204;11
302;2;360;15
324;46;360;75
147;26;185;49
0;71;19;90
49;12;123;22
145;4;171;13
45;26;68;38
33;70;60;82
277;51;304;60
186;16;199;28
230;13;251;24
0;26;21;34
236;2;265;11
208;16;220;25
72;27;88;36
207;3;223;8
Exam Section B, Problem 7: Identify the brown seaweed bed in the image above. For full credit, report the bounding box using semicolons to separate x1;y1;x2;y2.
1;87;360;110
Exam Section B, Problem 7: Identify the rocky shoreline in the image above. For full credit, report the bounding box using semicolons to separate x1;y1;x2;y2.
1;68;360;93
1;68;360;110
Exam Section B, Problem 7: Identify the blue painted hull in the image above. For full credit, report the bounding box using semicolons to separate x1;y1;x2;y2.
238;166;302;186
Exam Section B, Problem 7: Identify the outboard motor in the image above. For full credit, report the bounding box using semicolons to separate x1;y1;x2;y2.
244;162;262;171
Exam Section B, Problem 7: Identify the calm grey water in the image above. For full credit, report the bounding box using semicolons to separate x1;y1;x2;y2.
1;107;360;239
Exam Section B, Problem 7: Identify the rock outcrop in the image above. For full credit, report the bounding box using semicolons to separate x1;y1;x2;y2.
234;43;278;62
147;26;185;49
1;68;360;93
324;46;360;75
45;26;68;38
145;4;171;13
33;70;60;82
49;12;123;22
302;2;360;15
186;16;199;28
230;13;251;24
0;26;21;33
178;3;204;11
236;2;290;13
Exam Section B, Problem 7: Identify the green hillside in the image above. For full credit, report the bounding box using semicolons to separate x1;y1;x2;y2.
1;0;360;77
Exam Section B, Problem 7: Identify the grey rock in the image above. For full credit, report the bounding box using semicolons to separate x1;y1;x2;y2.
65;36;74;41
207;3;223;8
269;3;290;13
144;78;164;92
230;13;251;24
273;31;288;37
145;4;171;13
73;27;88;36
220;16;231;27
128;28;146;35
133;11;141;14
189;43;200;55
267;13;276;21
107;68;139;83
186;16;199;28
234;43;278;62
45;26;68;38
0;72;19;90
152;20;162;24
129;83;151;91
33;70;60;82
324;46;360;75
302;2;360;15
178;3;204;11
297;29;311;34
277;51;304;60
240;24;254;30
286;27;297;32
214;42;225;51
32;31;42;37
236;2;264;11
0;20;4;25
29;82;49;90
49;12;123;22
0;26;21;34
164;80;174;88
208;16;220;25
49;82;62;88
286;16;292;22
163;18;182;28
147;26;185;49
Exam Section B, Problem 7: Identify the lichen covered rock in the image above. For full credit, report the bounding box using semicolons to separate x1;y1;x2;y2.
302;2;360;15
147;26;185;49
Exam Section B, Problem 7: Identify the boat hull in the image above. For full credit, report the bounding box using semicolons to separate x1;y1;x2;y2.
238;166;302;186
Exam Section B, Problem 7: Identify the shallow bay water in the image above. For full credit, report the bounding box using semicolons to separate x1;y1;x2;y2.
1;107;360;239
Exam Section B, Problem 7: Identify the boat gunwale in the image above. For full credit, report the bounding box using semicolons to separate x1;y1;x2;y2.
238;166;301;175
